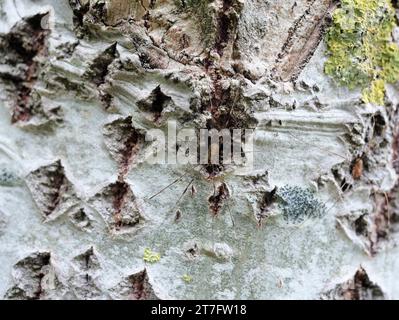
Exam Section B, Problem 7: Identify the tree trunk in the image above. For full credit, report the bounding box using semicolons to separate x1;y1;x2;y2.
0;0;398;300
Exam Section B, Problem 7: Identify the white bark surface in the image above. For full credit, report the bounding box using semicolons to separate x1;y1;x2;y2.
0;0;398;299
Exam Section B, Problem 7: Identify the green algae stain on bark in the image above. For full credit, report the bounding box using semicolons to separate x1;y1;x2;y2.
325;0;399;105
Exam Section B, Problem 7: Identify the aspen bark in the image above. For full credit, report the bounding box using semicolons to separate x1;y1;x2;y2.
0;0;398;300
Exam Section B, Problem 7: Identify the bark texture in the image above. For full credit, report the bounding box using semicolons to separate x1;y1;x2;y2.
0;0;399;299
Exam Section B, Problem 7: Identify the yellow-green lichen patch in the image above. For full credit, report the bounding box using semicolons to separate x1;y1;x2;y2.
325;0;399;105
363;79;386;105
143;248;161;264
182;274;193;283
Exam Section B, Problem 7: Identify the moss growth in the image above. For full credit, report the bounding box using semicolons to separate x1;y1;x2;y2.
143;248;161;264
325;0;399;105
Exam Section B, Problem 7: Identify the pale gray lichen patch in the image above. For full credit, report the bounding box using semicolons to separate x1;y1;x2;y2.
0;167;22;186
276;185;327;225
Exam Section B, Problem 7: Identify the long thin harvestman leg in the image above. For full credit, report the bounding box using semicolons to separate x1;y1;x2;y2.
225;199;235;228
13;0;22;19
148;177;195;248
288;132;350;161
146;165;200;200
0;139;21;163
145;166;200;250
174;178;195;209
210;181;216;243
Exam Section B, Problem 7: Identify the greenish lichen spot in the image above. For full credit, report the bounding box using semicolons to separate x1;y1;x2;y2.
182;274;193;283
325;0;399;105
143;248;161;264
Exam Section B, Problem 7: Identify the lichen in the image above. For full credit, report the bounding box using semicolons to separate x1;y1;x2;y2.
325;0;399;105
362;79;386;105
276;186;326;224
143;248;161;264
0;168;21;187
182;274;193;283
